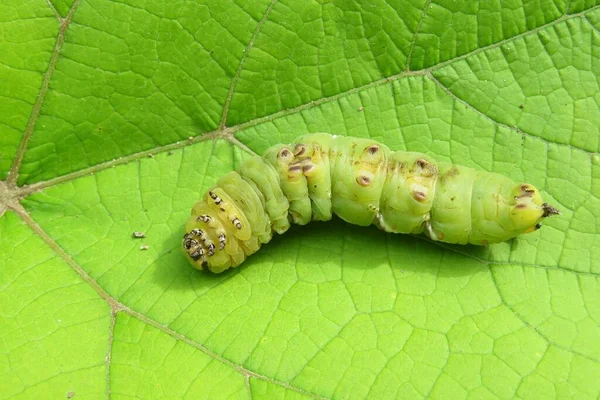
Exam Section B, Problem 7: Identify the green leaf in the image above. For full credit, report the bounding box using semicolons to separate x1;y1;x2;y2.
1;0;599;399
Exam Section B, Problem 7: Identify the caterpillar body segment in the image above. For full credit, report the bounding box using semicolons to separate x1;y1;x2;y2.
377;152;438;235
263;144;313;226
330;136;390;226
183;134;560;273
238;157;289;234
295;133;333;222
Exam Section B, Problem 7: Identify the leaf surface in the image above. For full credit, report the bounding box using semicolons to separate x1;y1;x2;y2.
1;0;599;399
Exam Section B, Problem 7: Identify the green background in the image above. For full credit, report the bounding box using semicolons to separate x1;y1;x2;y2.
1;0;599;398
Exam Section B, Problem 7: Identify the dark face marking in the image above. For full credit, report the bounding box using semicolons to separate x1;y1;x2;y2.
190;228;203;237
183;237;199;250
190;248;204;261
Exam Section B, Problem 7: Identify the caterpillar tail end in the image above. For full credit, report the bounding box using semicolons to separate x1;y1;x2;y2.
519;202;560;234
510;184;560;235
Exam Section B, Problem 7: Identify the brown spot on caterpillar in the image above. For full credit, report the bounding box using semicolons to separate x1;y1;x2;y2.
450;196;456;201
417;159;439;178
288;164;302;173
481;240;488;245
367;145;379;155
440;166;459;181
516;203;527;209
517;185;536;198
412;190;427;202
232;217;242;230
438;232;444;240
201;261;208;270
197;215;211;223
357;175;371;186
416;159;428;168
302;164;314;173
279;148;291;159
209;191;223;205
392;161;405;173
294;144;306;156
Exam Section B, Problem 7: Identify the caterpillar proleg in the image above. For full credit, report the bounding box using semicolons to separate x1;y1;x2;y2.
183;134;560;273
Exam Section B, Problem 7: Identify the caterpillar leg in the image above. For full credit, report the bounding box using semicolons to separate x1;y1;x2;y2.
424;220;439;241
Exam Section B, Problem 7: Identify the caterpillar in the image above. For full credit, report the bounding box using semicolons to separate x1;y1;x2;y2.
183;133;560;273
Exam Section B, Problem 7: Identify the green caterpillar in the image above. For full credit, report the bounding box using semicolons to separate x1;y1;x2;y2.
183;133;560;273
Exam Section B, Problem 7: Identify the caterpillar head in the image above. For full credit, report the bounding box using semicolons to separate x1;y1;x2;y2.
509;184;560;233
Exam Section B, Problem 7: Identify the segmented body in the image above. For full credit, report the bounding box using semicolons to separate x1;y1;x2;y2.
183;133;559;273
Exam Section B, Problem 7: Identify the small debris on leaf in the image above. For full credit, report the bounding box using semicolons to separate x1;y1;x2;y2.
132;231;146;238
358;106;364;111
67;392;75;399
140;244;149;251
